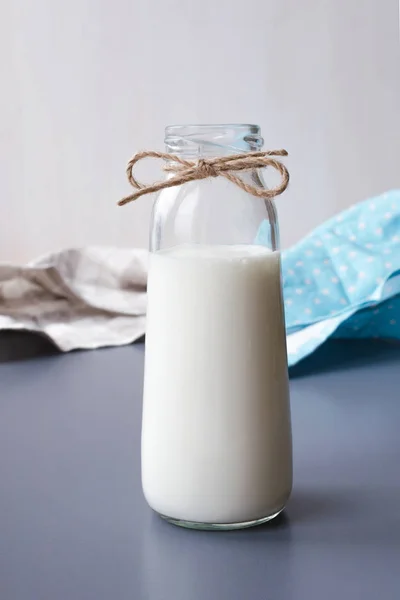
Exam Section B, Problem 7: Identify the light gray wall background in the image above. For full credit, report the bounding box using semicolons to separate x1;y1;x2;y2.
1;0;399;263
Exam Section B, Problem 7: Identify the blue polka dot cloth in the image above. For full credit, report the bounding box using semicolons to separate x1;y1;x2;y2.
258;190;400;366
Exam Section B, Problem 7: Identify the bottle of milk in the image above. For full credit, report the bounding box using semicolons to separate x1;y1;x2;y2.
142;124;292;529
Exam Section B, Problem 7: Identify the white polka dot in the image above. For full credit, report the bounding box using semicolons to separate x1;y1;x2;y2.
369;202;376;210
285;299;293;306
332;247;340;254
324;233;333;240
314;240;323;247
365;243;374;249
358;272;365;279
367;256;374;262
386;284;393;293
296;261;303;267
314;297;321;304
295;288;303;295
324;259;330;265
348;286;356;293
304;278;312;285
305;250;313;257
304;308;312;315
358;222;366;230
322;288;330;295
376;228;382;236
348;251;357;258
349;235;357;242
313;268;321;275
383;248;391;254
339;265;348;272
288;269;295;275
391;203;397;210
390;319;396;325
331;276;339;283
385;262;392;269
330;310;336;315
336;215;343;222
340;298;347;305
385;212;392;219
376;277;383;284
391;236;400;243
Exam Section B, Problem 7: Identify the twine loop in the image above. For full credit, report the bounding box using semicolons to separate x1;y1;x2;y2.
119;149;289;206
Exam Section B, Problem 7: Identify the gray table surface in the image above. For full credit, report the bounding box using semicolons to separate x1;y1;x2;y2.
0;335;399;600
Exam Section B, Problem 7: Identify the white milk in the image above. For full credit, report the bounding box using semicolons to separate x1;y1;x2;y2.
142;244;292;525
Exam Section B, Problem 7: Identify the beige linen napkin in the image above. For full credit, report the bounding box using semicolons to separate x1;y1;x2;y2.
0;247;148;351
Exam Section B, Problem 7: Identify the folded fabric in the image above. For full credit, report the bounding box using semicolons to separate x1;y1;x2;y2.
1;190;399;367
0;247;147;351
280;190;400;366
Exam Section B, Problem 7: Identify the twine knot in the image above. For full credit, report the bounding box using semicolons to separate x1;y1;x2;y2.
119;149;289;206
197;158;218;179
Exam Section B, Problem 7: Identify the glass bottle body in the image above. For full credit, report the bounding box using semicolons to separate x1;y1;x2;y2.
141;125;292;529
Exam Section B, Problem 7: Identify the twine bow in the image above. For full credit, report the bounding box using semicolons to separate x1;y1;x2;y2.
119;149;289;206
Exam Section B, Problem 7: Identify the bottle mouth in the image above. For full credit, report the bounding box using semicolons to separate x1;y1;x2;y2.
165;124;263;157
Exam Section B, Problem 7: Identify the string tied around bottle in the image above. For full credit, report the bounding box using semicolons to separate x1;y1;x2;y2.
118;149;289;206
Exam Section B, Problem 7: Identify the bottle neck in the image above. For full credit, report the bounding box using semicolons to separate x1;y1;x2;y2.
164;124;263;159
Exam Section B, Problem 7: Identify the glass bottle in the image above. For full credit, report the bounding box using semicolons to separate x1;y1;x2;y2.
141;124;292;529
